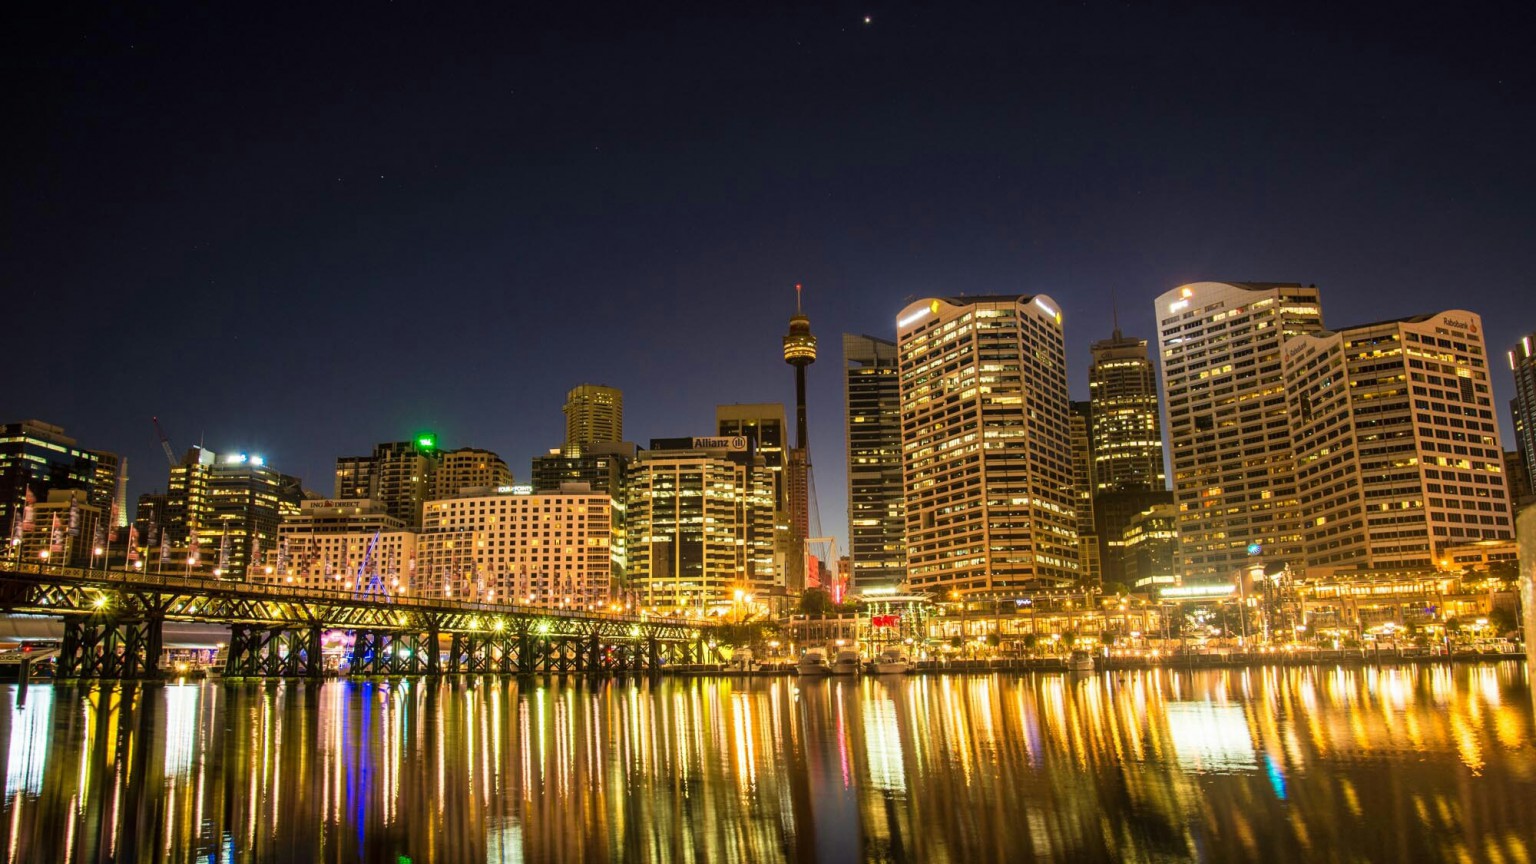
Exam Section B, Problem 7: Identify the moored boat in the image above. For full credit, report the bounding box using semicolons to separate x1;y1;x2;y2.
831;649;862;675
870;647;911;675
797;650;832;676
1068;649;1095;673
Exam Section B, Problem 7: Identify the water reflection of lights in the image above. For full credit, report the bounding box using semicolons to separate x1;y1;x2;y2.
1;667;1533;863
4;686;52;799
861;694;905;793
1164;702;1257;772
161;684;199;780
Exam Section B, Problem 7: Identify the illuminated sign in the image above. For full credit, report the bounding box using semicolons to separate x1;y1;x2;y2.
871;614;901;628
416;434;437;452
1246;543;1263;556
691;436;747;451
1158;584;1237;599
1168;299;1190;314
496;484;534;495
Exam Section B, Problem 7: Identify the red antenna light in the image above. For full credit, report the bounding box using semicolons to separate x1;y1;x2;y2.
795;282;803;313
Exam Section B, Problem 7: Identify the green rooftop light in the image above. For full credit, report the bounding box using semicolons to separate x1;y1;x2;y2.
416;434;437;452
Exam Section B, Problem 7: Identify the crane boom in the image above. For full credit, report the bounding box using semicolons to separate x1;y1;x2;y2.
152;416;177;467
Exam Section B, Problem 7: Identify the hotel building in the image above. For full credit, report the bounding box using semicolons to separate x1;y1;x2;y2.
417;486;615;607
1283;310;1512;572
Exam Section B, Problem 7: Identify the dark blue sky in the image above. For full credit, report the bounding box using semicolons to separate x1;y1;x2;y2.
4;2;1533;548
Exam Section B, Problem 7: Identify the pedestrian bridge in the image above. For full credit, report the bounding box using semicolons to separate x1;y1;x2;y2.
0;562;717;679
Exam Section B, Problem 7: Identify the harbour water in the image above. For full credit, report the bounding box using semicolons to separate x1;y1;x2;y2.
2;664;1533;862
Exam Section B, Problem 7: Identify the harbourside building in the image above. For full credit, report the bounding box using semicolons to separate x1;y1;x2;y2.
1283;310;1513;574
271;498;416;594
625;437;777;613
417;485;615;608
843;335;906;591
1153;281;1325;581
895;294;1077;596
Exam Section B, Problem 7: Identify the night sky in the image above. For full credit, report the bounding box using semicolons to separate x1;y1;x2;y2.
5;2;1533;549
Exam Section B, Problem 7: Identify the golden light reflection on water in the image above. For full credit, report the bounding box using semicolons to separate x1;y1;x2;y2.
0;664;1532;862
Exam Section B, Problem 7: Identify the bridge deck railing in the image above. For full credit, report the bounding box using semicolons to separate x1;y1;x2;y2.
1;560;704;629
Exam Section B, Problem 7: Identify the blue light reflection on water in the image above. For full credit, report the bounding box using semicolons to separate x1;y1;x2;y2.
0;664;1532;863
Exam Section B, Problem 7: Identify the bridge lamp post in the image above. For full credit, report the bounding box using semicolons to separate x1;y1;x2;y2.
39;550;49;571
93;546;104;574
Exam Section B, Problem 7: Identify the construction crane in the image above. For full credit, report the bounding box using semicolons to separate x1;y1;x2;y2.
152;416;177;467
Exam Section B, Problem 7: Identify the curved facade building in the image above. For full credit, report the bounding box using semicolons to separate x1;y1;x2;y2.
1153;281;1324;581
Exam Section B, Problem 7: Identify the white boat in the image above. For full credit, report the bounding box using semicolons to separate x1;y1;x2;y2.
831;649;862;675
870;648;911;675
1068;649;1095;673
797;650;832;676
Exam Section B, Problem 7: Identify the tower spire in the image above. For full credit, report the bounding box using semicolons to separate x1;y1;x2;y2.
795;282;803;313
1111;289;1121;339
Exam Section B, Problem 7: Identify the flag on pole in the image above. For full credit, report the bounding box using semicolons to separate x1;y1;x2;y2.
218;529;230;570
276;537;288;573
160;527;171;564
21;486;36;530
250;535;263;571
108;499;119;543
8;509;22;550
67;491;80;537
188;528;200;565
92;520;105;554
49;514;63;554
127;526;140;562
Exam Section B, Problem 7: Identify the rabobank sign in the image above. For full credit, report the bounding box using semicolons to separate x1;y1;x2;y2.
692;436;748;451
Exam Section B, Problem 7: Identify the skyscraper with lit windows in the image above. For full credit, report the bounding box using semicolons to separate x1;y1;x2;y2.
1153;281;1324;581
1285;311;1512;571
895;294;1077;596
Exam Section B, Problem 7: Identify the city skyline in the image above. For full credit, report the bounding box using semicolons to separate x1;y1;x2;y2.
5;4;1534;557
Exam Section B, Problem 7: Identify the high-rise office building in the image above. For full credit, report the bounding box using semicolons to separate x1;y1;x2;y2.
1120;504;1178;588
716;404;788;507
1069;401;1100;586
1;420;102;538
269;499;416;594
896;294;1077;596
1088;329;1166;492
334;435;440;527
86;451;127;528
717;403;796;593
1154;281;1325;580
564;384;623;452
1284;310;1512;572
843;335;906;591
530;441;635;592
1509;332;1536;493
625;438;777;611
165;447;305;578
1506;451;1532;507
433;447;513;498
418;487;614;606
1086;330;1174;586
